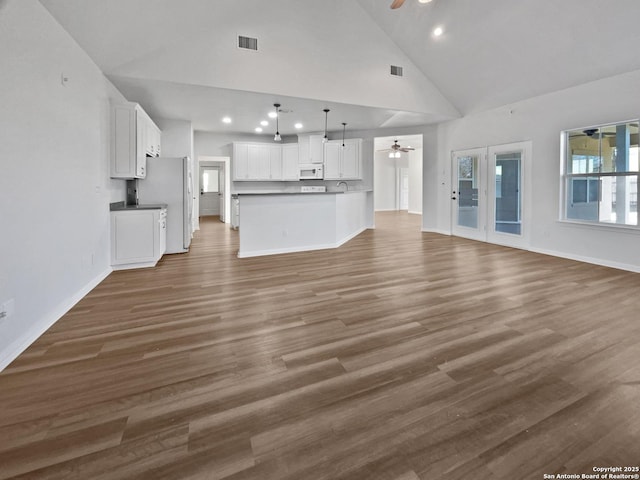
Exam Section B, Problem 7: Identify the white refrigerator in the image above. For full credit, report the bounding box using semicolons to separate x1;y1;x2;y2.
137;157;193;254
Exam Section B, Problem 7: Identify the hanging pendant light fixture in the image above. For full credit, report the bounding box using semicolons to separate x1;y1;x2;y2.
273;103;281;142
341;122;347;147
322;109;330;143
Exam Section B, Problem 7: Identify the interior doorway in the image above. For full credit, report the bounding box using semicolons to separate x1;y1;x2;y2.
373;134;423;219
199;166;221;217
198;156;231;224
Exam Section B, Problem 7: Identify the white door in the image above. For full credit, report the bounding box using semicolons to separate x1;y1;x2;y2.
451;148;486;241
486;142;531;249
451;142;531;248
219;165;226;223
199;166;220;216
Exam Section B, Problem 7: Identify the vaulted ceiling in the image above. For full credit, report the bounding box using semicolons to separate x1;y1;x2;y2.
39;0;640;135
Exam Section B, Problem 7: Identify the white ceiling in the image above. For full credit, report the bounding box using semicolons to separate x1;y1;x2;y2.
39;0;640;135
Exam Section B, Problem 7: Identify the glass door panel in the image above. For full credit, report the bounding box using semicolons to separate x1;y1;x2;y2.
487;142;531;249
494;153;521;235
452;148;486;241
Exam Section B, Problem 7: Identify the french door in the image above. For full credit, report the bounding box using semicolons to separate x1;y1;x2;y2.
452;148;486;241
452;141;531;249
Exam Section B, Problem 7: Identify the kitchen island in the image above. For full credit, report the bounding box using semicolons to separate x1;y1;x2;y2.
236;190;372;258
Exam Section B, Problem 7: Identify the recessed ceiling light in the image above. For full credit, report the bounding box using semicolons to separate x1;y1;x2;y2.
260;120;268;126
268;111;278;119
418;0;433;3
222;116;232;124
433;26;444;37
294;123;303;129
255;127;263;133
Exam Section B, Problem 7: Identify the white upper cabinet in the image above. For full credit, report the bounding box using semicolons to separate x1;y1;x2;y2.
323;141;342;179
268;145;283;180
232;138;361;181
308;134;325;164
323;139;362;180
233;142;285;181
297;134;325;164
282;144;299;180
110;102;161;179
233;143;250;180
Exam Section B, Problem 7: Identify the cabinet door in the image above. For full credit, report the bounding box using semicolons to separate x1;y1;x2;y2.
268;145;283;180
111;105;137;178
111;210;157;265
323;142;342;179
341;140;361;179
147;121;158;157
248;145;270;180
309;134;324;164
135;111;147;178
282;144;299;180
233;143;250;180
158;210;167;256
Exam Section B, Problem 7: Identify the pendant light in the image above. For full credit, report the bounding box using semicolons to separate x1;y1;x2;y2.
341;122;347;147
322;109;330;143
273;103;281;142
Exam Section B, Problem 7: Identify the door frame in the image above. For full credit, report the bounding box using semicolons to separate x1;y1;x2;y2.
199;165;221;217
198;156;231;225
486;141;532;249
451;147;487;241
451;141;532;249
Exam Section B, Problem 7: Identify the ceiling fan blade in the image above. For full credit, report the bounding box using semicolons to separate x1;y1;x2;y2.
400;147;415;152
390;0;405;9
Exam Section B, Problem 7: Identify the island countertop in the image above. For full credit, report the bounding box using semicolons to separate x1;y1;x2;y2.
236;190;372;258
233;189;372;196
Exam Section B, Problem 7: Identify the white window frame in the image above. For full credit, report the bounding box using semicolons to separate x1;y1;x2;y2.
560;120;640;230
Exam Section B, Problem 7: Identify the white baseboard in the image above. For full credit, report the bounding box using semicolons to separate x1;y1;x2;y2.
336;226;367;247
0;267;112;372
408;211;422;215
528;247;640;273
422;228;451;236
238;227;367;259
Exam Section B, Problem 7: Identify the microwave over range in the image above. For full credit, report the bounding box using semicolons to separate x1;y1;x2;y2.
299;164;324;179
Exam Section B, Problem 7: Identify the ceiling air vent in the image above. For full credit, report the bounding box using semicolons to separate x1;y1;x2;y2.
238;35;258;51
390;65;404;77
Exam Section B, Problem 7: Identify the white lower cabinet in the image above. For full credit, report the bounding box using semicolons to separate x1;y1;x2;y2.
111;208;167;270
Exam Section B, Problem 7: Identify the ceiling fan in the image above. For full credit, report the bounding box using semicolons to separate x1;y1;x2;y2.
582;129;616;139
390;0;432;9
377;140;416;157
391;140;415;152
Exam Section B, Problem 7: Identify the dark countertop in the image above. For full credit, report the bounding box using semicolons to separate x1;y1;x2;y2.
232;190;371;197
109;201;168;211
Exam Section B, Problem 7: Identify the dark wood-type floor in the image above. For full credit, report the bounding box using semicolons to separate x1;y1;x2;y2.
1;212;639;480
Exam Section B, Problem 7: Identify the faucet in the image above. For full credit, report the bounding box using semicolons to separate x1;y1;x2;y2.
337;181;348;191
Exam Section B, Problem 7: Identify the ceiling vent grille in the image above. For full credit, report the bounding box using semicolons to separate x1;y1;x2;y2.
238;35;258;51
390;65;404;77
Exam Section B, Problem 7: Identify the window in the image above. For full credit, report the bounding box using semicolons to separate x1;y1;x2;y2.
202;168;220;193
563;121;639;227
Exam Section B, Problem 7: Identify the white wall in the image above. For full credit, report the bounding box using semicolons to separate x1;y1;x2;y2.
408;148;423;215
0;0;127;370
156;118;193;158
431;69;640;271
374;152;397;211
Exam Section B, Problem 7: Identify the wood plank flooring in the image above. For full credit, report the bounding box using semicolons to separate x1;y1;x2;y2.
1;212;639;479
